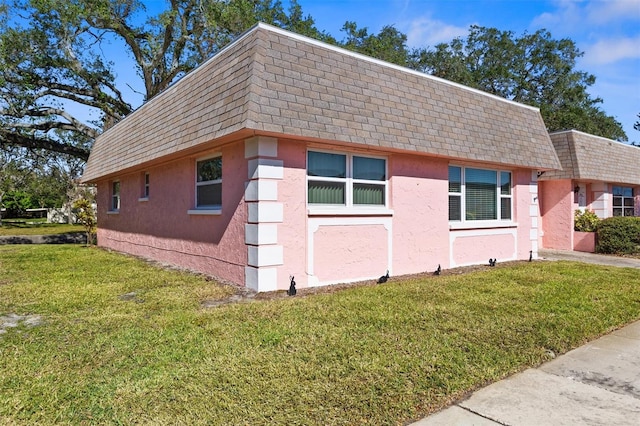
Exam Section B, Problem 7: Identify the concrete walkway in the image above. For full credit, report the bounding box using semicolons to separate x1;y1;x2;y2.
413;320;640;425
413;250;640;425
539;249;640;269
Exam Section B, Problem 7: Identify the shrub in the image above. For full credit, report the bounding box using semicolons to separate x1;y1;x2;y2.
574;210;600;232
73;198;97;246
596;216;640;254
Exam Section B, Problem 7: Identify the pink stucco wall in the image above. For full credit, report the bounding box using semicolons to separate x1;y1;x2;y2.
313;224;388;283
279;144;538;287
539;179;573;250
390;154;450;275
573;231;595;253
96;141;248;285
274;143;453;288
275;139;308;289
95;136;544;291
452;232;516;265
514;169;536;260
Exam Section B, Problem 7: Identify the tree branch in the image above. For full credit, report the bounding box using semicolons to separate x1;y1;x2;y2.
0;131;90;161
8;120;90;136
20;107;101;139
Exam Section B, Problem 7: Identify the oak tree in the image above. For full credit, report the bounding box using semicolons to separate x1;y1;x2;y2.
0;0;325;162
410;25;626;140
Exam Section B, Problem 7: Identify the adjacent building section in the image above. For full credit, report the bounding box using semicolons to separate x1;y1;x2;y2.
539;130;640;252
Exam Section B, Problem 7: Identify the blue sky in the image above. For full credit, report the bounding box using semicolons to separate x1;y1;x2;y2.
286;0;640;141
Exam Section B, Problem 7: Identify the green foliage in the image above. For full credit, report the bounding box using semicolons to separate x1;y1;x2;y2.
203;0;334;48
0;154;76;224
1;246;640;423
72;192;97;245
0;157;27;224
574;209;600;232
2;190;31;217
596;216;640;254
26;169;68;208
409;25;626;141
340;21;409;66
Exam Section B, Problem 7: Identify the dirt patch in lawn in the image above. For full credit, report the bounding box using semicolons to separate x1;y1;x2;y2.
0;313;43;336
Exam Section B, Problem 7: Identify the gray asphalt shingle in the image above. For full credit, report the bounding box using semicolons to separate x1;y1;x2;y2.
540;130;640;185
83;23;560;183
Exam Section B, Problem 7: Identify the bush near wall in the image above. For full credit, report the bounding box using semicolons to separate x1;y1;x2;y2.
574;210;600;232
596;217;640;254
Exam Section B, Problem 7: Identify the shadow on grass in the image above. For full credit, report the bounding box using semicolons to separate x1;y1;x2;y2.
1;220;48;228
0;233;87;245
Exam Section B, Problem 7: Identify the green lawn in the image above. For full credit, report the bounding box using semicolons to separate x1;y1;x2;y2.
0;220;84;236
1;245;640;424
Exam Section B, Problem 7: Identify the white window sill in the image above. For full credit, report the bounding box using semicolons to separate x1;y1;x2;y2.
188;209;222;216
138;197;149;202
449;221;517;230
308;207;394;216
107;210;119;215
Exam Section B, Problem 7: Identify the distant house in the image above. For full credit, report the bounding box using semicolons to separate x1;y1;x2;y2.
82;23;560;292
539;130;640;252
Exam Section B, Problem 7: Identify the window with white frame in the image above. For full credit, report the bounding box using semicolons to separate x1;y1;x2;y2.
111;181;120;211
307;150;387;207
449;166;512;222
196;156;222;209
613;186;634;217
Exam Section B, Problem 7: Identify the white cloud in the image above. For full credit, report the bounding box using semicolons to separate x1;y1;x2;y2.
583;35;640;65
531;0;582;30
532;0;640;30
585;0;640;24
404;16;470;47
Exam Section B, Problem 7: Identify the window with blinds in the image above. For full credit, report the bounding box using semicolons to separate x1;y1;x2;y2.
448;166;512;222
307;151;387;207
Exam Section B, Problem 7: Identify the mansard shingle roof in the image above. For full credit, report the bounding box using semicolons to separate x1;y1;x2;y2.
539;130;640;185
83;23;560;182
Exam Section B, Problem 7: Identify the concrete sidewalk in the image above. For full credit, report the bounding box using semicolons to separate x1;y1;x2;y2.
412;320;640;425
413;251;640;425
539;249;640;269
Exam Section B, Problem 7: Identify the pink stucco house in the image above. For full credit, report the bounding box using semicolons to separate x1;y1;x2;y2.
82;23;561;292
538;130;640;252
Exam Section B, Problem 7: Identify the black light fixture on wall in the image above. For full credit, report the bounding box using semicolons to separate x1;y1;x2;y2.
574;185;580;194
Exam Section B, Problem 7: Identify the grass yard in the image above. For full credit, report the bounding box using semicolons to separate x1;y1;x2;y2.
0;220;84;236
1;245;640;424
